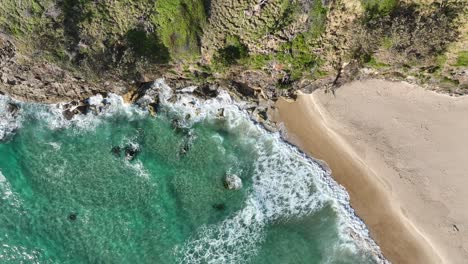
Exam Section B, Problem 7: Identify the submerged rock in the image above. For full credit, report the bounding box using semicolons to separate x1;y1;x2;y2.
179;142;190;156
7;102;19;116
124;143;140;161
212;203;226;211
224;174;242;190
111;146;121;157
62;109;79;120
68;213;77;221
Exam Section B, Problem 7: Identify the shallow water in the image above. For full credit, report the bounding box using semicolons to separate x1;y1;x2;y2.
0;81;383;263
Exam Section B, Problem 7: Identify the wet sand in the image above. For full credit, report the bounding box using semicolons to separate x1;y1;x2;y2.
273;79;468;264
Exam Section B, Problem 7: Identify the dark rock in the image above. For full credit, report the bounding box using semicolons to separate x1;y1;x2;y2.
62;109;75;120
7;103;19;116
111;146;121;157
124;143;140;161
217;108;225;118
0;37;16;62
257;109;268;121
230;81;255;97
6;78;17;85
179;142;190;156
76;104;90;115
212;203;226;211
68;213;77;221
148;101;159;116
195;84;219;98
172;119;188;134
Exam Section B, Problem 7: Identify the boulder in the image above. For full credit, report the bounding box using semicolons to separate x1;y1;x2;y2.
212;203;226;211
224;174;242;190
7;103;19;116
194;84;219;98
124;143;140;161
62;109;75;120
111;146;121;157
68;213;77;221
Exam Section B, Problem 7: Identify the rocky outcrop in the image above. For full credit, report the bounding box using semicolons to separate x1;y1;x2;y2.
0;34;127;103
224;174;242;190
0;0;466;104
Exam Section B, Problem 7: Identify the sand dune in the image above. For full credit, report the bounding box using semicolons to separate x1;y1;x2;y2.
273;79;468;264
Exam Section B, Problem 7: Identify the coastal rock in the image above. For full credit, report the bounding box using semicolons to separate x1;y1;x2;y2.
179;142;190;156
212;203;226;211
148;103;158;116
111;146;122;157
0;36;15;63
68;213;77;221
179;131;195;156
194;84;219;98
62;99;91;120
0;35;127;103
217;108;225;118
7;103;20;116
224;174;242;190
124;143;140;161
230;81;256;97
62;109;76;120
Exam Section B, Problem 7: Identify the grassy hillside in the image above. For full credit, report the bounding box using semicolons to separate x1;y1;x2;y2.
0;0;466;92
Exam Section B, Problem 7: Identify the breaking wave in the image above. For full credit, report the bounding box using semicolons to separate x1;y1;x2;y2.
0;79;387;263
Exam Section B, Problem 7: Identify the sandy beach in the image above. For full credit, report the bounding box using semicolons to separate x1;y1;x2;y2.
273;79;468;264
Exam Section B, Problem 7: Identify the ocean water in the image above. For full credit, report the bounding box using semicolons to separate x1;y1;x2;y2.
0;80;385;263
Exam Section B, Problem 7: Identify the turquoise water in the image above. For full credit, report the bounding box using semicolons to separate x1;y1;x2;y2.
0;81;382;263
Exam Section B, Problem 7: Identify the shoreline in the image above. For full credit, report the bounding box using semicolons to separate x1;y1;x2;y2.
273;79;468;263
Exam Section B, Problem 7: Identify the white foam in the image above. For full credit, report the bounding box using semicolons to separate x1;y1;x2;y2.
28;93;146;133
179;200;266;264
0;170;21;209
143;79;388;263
0;95;23;141
0;170;13;200
0;79;387;263
125;160;150;180
46;141;62;151
0;239;41;262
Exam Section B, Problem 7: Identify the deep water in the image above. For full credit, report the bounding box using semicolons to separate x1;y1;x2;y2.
0;81;383;263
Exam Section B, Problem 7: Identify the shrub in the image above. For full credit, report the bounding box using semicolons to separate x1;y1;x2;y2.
455;51;468;67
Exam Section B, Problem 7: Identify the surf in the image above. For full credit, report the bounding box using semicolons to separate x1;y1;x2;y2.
0;79;386;263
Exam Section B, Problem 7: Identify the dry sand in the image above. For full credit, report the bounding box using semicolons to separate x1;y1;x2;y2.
273;79;468;264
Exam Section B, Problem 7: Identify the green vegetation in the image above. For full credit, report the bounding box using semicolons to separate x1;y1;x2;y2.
361;0;398;20
0;0;207;77
0;0;49;36
455;51;468;67
126;29;170;64
306;0;328;40
152;0;207;58
218;0;327;82
0;0;464;91
213;35;248;67
365;56;389;69
357;1;463;65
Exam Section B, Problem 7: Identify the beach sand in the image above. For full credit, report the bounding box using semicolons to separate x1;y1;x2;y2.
273;79;468;264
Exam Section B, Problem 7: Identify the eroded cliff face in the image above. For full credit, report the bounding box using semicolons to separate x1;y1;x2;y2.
0;0;466;102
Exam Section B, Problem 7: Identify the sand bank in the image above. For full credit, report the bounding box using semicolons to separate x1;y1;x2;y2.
273;79;468;263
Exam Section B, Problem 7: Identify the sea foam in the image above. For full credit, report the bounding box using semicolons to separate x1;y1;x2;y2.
143;79;388;263
0;95;23;141
0;79;387;263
